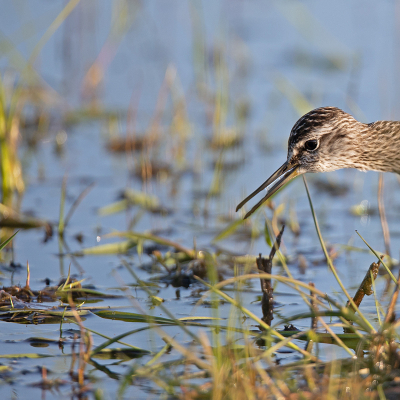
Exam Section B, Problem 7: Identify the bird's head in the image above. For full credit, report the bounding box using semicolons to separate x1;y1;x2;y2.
237;107;363;218
287;106;361;174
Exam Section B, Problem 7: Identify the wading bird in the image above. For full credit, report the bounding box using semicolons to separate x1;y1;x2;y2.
236;106;400;219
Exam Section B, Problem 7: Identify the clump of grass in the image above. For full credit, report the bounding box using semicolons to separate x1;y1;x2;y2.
108;266;390;399
0;74;25;208
91;178;400;399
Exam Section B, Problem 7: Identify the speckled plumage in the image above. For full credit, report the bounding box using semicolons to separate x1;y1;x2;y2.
237;106;400;218
288;107;400;174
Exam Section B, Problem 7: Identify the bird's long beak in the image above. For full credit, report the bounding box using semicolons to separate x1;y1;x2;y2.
236;161;301;219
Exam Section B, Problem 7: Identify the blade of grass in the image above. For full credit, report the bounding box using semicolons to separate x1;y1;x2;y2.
60;265;71;291
355;230;396;283
58;175;67;236
335;244;398;265
303;176;375;332
0;230;18;251
64;182;95;228
207;273;373;333
0;353;53;359
94;310;180;324
122;260;199;342
72;240;137;256
113;269;211;372
108;231;195;258
29;0;81;65
91;328;152;356
212;218;244;243
276;280;365;337
317;317;354;357
65;317;149;353
194;275;319;361
370;270;383;326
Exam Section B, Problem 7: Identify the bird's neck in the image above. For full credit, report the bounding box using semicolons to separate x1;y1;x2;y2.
354;121;400;174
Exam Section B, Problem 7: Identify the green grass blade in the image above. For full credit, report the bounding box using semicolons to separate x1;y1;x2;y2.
0;353;53;359
94;310;178;324
58;176;67;236
91;327;152;356
108;231;195;258
303;176;375;332
212;218;244;242
0;230;18;251
355;230;397;283
72;240;137;256
195;275;318;361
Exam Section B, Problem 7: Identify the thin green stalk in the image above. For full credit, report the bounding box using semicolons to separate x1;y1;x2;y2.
58;175;67;236
208;273;373;334
145;342;171;366
0;230;18;251
91;327;152;356
111;269;211;372
206;253;222;368
60;265;71;290
370;270;383;326
195;275;319;361
265;219;312;310
317;317;354;357
260;329;314;359
355;230;396;283
270;282;364;338
122;260;199;343
59;306;67;341
65;318;147;352
29;0;81;65
302;176;375;332
377;384;387;400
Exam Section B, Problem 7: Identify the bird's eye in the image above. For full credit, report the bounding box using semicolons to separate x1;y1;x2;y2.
304;139;318;151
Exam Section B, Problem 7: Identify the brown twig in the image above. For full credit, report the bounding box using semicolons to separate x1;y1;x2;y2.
256;225;285;327
347;256;382;312
68;293;92;390
344;257;382;333
309;282;318;331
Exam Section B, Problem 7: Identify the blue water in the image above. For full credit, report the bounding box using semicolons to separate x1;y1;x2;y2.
0;1;399;398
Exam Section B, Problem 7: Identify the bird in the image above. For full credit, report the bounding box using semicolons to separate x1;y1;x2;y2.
236;106;400;219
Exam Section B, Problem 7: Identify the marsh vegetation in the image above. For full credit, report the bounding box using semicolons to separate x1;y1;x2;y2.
0;2;400;399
